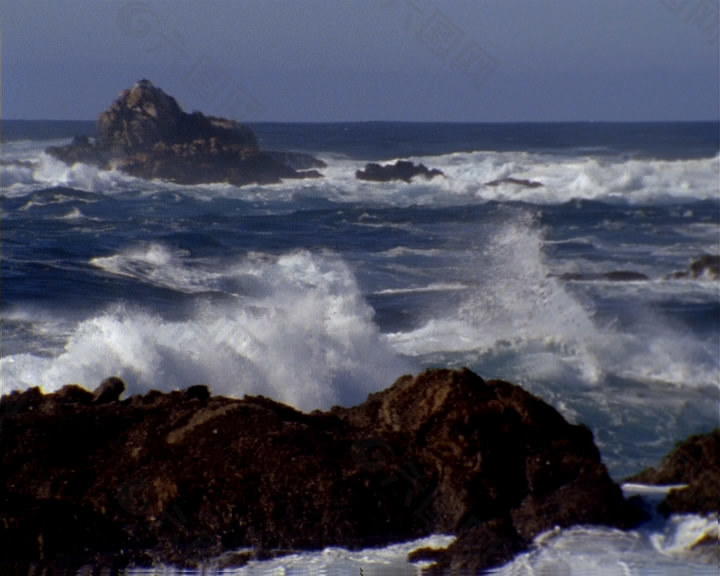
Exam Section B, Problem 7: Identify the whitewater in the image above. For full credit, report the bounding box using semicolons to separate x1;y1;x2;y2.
2;121;718;574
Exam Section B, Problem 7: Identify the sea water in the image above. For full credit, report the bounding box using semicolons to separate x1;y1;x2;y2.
2;121;718;574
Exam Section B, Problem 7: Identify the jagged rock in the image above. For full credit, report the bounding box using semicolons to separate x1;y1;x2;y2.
91;377;126;404
355;160;444;183
409;518;528;575
485;177;543;189
0;369;640;573
626;429;720;516
46;80;325;187
668;255;720;281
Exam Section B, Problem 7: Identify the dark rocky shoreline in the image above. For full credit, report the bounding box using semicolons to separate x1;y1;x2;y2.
2;368;716;574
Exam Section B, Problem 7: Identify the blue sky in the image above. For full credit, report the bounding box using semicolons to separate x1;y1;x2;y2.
3;0;719;121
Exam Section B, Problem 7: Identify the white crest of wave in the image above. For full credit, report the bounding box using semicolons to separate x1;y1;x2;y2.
387;211;606;384
1;250;412;411
253;150;720;207
2;149;150;197
386;212;718;389
90;243;195;290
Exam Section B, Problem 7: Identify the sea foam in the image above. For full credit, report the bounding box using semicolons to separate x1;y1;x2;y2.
4;137;719;207
385;211;719;390
1;250;412;411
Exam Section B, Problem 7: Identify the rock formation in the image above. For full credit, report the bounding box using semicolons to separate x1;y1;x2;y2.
91;377;126;405
626;429;720;516
355;160;444;183
0;369;651;574
668;254;720;281
46;80;325;186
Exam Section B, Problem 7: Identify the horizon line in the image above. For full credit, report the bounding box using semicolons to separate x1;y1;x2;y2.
4;118;720;124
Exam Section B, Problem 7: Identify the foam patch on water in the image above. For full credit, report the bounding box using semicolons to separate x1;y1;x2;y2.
120;517;718;575
489;515;719;575
124;534;455;575
6;139;717;206
1;250;413;411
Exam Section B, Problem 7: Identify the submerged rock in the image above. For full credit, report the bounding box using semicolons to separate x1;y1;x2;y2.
355;160;444;183
485;177;543;189
46;80;325;186
1;369;640;573
558;270;650;282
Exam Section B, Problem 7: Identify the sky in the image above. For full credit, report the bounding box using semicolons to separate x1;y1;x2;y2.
2;0;719;122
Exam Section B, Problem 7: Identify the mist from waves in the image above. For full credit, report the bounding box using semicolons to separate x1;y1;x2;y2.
386;211;717;390
1;249;413;411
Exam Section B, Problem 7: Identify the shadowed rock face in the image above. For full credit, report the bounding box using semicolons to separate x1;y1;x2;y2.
627;429;720;516
46;80;325;186
1;369;641;573
95;80;258;155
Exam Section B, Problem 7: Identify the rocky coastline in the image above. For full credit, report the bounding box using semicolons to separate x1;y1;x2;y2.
2;368;716;574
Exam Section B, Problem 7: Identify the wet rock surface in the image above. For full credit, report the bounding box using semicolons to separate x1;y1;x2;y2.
46;80;325;186
355;160;444;182
0;369;671;574
668;254;720;281
627;429;720;516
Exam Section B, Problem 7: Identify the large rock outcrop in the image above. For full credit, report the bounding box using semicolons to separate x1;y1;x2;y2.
46;80;325;186
1;369;640;574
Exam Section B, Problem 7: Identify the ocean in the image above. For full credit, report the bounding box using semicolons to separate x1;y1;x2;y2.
2;120;719;574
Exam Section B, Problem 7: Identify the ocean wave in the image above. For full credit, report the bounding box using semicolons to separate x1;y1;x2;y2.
4;139;718;206
1;150;156;198
385;212;719;390
2;250;412;411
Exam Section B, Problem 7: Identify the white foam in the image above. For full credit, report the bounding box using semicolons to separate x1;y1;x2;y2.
1;250;412;411
125;534;455;575
4;138;718;206
119;517;719;575
490;515;719;575
622;483;690;496
299;151;720;206
1;141;155;198
385;213;719;390
386;212;606;383
650;514;719;557
91;243;197;291
373;282;468;296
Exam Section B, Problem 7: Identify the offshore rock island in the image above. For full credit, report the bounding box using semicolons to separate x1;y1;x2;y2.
0;368;659;574
46;80;326;186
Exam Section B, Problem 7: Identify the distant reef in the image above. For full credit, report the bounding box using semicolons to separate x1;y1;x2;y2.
46;80;325;186
0;368;671;574
355;160;444;183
